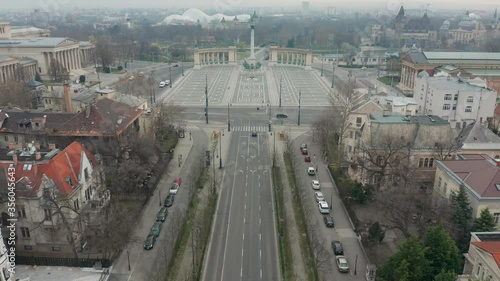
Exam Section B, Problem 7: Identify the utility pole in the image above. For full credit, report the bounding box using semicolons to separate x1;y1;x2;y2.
298;90;301;126
331;64;335;88
279;77;282;107
205;75;209;124
219;130;223;169
227;103;231;131
169;64;172;88
181;61;184;76
150;70;155;105
269;102;272;132
273;131;276;167
158;188;162;206
191;228;196;281
321;58;324;76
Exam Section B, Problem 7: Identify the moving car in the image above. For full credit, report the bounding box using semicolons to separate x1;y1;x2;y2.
336;256;350;273
312;180;320;190
300;143;307;150
307;167;315;175
164;80;170;85
301;148;308;155
173;177;182;186
251;132;258;137
276;113;288;118
169;183;179;195
144;234;156;250
304;156;311;162
323;215;335;228
150;221;162;237
159;81;166;88
164;194;175;207
318;201;329;214
331;240;344;255
156;207;168;222
314;191;324;202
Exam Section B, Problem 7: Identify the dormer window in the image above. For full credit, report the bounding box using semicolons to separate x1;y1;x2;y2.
496;184;500;191
22;164;32;171
65;177;74;187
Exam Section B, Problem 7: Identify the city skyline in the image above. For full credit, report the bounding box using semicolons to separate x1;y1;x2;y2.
1;0;498;12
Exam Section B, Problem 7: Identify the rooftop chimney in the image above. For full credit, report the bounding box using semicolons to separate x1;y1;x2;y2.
85;104;91;119
12;154;17;165
496;159;500;167
63;83;73;113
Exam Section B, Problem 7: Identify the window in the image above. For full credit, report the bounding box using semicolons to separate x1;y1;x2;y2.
452;104;456;110
24;245;33;250
419;158;424;167
424;158;429;167
20;227;30;238
429;158;434;167
444;94;452;100
14;136;18;142
44;209;51;221
17;206;26;218
443;104;450;110
84;168;90;181
438;177;442;188
454;94;458;101
376;156;383;165
443;183;448;195
494;213;500;224
3;135;7;141
356;117;362;127
74;198;80;210
348;146;352;153
465;106;473;112
350;131;354;139
85;186;91;201
467;96;474;103
52;247;61;251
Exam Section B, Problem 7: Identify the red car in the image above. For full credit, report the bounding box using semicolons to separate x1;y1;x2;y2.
173;177;182;186
301;148;308;155
305;156;311;162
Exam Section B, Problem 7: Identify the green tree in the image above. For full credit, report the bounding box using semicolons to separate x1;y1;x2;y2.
368;221;385;244
378;236;430;281
472;208;496;232
434;270;458;281
422;224;461;279
34;72;42;82
350;182;373;203
286;37;295;48
450;185;473;252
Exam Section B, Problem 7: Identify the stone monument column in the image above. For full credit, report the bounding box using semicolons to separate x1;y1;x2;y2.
250;18;255;59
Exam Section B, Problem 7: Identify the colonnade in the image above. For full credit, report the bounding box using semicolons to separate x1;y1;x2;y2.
193;47;237;69
43;48;81;73
268;46;313;69
401;64;418;89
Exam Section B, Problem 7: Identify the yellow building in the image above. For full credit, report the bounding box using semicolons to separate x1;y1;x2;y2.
434;154;500;221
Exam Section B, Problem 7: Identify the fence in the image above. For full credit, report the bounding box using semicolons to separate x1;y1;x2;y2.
16;256;112;268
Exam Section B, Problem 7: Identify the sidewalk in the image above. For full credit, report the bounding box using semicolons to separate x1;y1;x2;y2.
271;131;307;281
110;135;194;277
174;126;232;280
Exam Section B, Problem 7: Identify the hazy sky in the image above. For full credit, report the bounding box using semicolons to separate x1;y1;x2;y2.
3;0;498;11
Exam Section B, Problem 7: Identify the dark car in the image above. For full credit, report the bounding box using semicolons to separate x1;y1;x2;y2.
156;207;168;222
164;194;175;207
150;221;162;237
323;215;335;228
251;132;257;137
276;113;288;119
144;234;156;250
331;240;344;255
304;156;311;162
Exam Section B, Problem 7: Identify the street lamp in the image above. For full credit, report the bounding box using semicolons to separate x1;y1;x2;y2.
331;63;335;88
227;103;230;131
181;61;184;76
219;130;223;169
159;188;162;206
298;90;301;126
150;70;155;105
279;77;282;107
321;58;324;76
127;248;131;270
169;64;172;88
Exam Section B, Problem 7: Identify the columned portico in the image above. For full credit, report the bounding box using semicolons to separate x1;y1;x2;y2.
268;46;313;69
193;47;237;69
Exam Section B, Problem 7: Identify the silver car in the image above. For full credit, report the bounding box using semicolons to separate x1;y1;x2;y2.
312;180;320;190
314;192;324;202
318;201;329;214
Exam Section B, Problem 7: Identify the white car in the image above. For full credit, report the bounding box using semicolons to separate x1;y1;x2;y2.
307;167;315;175
318;201;329;214
314;192;324;202
312;180;320;190
159;81;166;88
169;183;179;195
164;80;170;85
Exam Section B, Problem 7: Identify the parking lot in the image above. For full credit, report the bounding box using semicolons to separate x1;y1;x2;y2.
290;132;369;281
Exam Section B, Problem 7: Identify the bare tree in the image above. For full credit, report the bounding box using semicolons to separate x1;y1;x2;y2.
48;58;69;82
95;37;115;70
0;79;32;108
433;137;459;160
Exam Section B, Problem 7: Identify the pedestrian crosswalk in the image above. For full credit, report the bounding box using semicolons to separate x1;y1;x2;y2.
184;124;201;131
231;126;269;132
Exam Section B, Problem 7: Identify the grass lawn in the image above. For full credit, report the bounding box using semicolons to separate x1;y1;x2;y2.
378;76;400;85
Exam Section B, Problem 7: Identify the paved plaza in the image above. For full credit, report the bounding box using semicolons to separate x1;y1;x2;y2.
163;65;332;107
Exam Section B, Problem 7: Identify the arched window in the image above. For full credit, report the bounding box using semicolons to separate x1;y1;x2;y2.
429;158;434;167
419;158;424;167
350;131;354;139
376;156;383;166
424;158;429;167
495;155;500;159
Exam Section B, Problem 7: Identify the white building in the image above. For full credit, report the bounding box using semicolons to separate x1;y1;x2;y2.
458;232;500;281
414;75;497;129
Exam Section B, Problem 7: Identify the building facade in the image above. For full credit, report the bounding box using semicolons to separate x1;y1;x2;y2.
0;141;109;257
193;47;237;68
414;76;497;129
433;154;500;220
268;46;313;69
459;232;500;281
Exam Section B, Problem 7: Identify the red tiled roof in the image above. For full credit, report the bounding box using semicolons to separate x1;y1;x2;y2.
472;241;500;267
440;155;500;198
0;141;95;197
54;98;143;137
494;104;500;117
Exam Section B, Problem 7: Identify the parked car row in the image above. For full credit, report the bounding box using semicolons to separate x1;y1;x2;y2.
300;142;350;273
144;176;182;250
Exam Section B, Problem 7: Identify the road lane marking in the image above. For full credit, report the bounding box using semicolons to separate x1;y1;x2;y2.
241;268;243;277
260;269;263;279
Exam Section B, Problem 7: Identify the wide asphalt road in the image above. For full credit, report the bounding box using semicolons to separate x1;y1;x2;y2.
203;131;280;281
